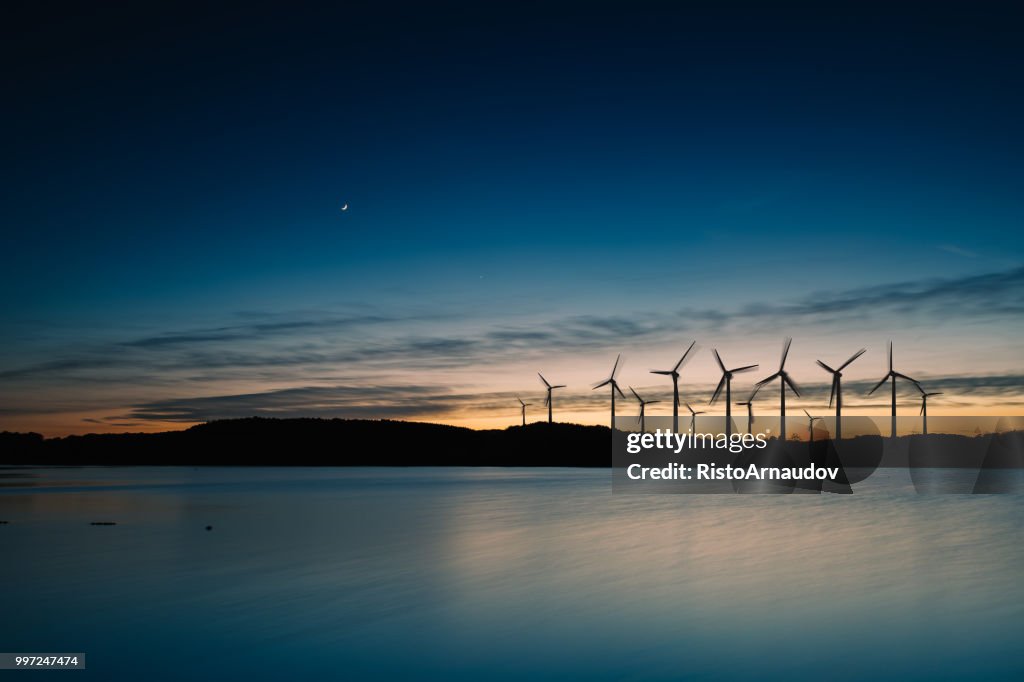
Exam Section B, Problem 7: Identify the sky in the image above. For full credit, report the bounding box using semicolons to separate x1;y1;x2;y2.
2;1;1023;435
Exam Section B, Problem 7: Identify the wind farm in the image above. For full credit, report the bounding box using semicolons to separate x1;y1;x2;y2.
513;339;954;441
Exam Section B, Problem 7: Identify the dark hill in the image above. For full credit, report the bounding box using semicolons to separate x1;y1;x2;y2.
1;420;1020;468
0;419;611;466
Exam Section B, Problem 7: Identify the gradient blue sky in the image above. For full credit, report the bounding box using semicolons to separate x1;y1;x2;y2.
2;1;1023;434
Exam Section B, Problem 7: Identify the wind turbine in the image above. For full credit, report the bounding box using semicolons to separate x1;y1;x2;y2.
685;403;705;434
709;350;758;439
650;341;698;433
867;342;917;438
630;387;660;433
815;348;866;441
803;409;823;443
756;337;801;441
916;385;942;436
516;397;531;427
593;354;626;430
538;373;566;424
736;385;761;435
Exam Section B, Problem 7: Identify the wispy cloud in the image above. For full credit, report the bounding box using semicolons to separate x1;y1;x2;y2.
1;266;1021;430
937;244;979;258
106;370;1024;424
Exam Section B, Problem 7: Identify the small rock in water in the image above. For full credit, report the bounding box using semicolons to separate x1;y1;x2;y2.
0;520;9;524
205;525;213;531
90;521;117;526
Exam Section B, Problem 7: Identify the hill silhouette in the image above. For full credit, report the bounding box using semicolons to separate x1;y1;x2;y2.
1;418;1020;468
0;419;610;466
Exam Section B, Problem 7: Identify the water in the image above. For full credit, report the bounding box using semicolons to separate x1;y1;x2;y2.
1;467;1022;681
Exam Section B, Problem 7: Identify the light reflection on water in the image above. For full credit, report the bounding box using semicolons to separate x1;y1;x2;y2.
0;467;1022;681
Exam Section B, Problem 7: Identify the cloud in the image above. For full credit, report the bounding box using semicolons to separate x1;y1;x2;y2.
114;371;1024;424
121;314;400;349
773;266;1024;319
122;385;486;422
2;266;1022;396
937;244;979;258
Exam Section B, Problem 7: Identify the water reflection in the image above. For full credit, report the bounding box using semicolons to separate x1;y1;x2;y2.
0;468;1022;681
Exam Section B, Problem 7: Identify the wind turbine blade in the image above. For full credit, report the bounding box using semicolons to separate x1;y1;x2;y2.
517;397;525;406
888;341;893;372
828;376;837;408
713;349;726;373
538;373;551;388
783;372;801;397
650;370;673;375
611;353;621;378
803;409;811;419
648;400;661;405
920;402;925;416
709;376;726;405
928;392;943;397
894;373;916;383
732;364;758;374
779;337;792;370
615;384;626;399
868;375;888;395
839;348;867;371
756;372;779;386
816;360;836;374
674;340;697;372
685;402;695;415
593;379;611;389
552;385;566;389
630;386;642;402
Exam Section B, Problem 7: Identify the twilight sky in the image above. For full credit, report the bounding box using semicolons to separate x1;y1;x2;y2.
3;2;1023;435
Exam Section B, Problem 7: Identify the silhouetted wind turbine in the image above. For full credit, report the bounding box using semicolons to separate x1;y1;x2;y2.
709;350;758;439
650;341;697;433
916;385;942;436
630;387;660;433
516;397;531;427
685;403;705;434
756;338;801;441
867;342;916;438
593;354;626;430
803;409;823;443
815;348;866;441
736;385;761;435
538;373;566;424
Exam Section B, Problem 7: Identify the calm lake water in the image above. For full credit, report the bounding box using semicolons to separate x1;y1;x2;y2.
1;467;1022;681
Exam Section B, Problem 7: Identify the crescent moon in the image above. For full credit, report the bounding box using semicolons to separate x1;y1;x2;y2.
340;204;349;211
